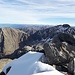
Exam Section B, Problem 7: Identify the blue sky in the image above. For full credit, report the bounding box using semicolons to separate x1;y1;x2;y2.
0;0;75;26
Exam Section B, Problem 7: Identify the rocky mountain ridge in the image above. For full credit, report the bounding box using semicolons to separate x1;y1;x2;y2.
0;27;29;59
26;24;75;45
0;24;75;75
0;24;75;58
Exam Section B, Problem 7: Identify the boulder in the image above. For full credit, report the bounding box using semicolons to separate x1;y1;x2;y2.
23;46;32;51
43;33;75;74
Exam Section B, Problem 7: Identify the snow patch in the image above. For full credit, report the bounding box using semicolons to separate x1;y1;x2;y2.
3;51;64;75
56;25;68;33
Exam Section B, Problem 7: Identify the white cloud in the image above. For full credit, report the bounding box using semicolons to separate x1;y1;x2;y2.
0;0;75;24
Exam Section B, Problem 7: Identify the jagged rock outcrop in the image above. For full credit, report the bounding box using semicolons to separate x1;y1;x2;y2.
43;33;75;74
0;27;29;58
28;24;75;45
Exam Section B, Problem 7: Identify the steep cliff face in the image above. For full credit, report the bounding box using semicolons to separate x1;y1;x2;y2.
0;28;29;57
0;28;4;53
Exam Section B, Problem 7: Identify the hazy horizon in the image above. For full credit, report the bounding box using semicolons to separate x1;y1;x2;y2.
0;23;74;27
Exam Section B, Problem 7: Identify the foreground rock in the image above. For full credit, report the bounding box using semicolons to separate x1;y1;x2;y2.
43;33;75;75
0;28;29;58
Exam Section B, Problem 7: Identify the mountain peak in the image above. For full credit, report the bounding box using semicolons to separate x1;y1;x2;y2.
62;24;70;28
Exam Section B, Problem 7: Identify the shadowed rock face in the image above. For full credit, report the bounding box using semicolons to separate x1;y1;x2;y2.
27;24;75;45
43;33;75;74
0;28;29;58
44;33;75;64
0;71;5;75
0;28;4;53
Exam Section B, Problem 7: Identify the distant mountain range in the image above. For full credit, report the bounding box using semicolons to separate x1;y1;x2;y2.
0;24;30;28
0;24;51;28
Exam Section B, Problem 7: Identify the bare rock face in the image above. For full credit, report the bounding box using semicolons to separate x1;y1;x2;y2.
0;28;4;53
43;33;75;74
0;28;29;58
